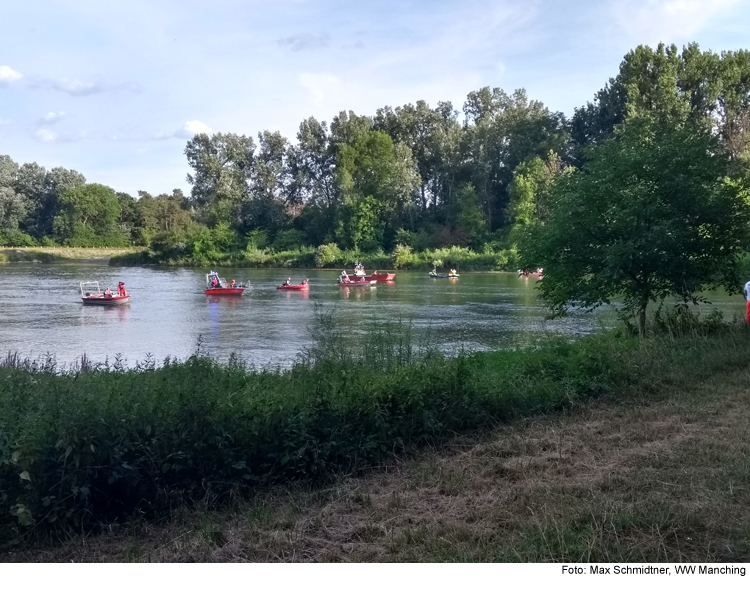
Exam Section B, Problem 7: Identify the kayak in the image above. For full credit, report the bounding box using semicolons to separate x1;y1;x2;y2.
429;273;460;279
277;283;310;290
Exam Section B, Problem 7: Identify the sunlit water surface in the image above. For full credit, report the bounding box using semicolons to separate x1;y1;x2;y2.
0;264;744;368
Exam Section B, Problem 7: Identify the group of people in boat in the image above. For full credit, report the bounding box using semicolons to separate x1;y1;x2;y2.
103;281;127;298
207;271;239;289
430;267;459;277
282;277;309;286
339;270;370;283
518;267;543;277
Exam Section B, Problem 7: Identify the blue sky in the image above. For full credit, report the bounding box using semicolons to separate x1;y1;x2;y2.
1;0;749;196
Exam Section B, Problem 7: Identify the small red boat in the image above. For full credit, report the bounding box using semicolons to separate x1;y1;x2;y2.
277;282;310;291
205;271;245;295
80;281;130;306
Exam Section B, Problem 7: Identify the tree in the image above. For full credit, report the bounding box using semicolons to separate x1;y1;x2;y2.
506;151;563;234
53;183;126;246
461;88;567;231
185;132;255;227
521;116;750;336
335;130;420;249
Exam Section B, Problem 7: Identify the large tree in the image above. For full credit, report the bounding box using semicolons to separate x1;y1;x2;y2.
184;132;256;227
521;116;750;335
53;183;126;246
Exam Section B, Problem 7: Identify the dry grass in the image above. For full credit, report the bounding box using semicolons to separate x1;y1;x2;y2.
0;247;142;263
5;361;750;563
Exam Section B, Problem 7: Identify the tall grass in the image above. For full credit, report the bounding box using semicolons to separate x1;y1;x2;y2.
1;312;749;544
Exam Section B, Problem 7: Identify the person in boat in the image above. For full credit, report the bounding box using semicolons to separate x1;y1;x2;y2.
230;279;236;287
210;273;220;288
117;282;126;296
449;268;458;276
285;277;291;286
302;278;309;285
340;270;350;283
105;287;112;297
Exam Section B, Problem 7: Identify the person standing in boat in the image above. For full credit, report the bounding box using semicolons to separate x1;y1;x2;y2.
744;278;750;325
117;282;126;296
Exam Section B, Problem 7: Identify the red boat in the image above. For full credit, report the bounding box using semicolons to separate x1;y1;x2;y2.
338;278;377;287
350;263;395;282
277;282;310;291
80;281;130;306
205;271;245;295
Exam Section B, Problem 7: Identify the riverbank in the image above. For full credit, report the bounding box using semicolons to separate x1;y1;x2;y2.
2;322;750;560
9;358;750;562
0;247;143;264
109;244;515;272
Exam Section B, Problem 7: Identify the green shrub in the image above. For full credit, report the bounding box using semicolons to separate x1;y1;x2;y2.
0;229;37;247
315;243;343;267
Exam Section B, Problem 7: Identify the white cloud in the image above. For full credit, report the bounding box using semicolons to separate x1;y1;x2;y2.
155;120;214;140
299;73;343;104
182;120;212;136
35;129;57;143
613;0;742;42
40;111;65;124
0;65;23;85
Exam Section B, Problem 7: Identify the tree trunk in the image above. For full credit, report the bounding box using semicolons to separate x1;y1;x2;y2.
637;296;649;338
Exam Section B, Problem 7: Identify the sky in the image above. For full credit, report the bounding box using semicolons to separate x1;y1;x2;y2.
1;0;749;196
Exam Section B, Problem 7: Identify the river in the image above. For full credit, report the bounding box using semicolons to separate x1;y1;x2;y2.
0;264;744;368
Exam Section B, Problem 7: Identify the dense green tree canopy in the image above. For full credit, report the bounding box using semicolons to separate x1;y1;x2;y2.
53;183;126;247
522;116;750;334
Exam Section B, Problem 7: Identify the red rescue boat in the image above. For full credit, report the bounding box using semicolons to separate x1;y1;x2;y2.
350;263;395;282
80;281;131;306
205;271;246;295
277;281;310;291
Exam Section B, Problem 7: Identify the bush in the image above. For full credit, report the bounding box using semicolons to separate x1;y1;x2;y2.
315;243;343;267
0;229;37;247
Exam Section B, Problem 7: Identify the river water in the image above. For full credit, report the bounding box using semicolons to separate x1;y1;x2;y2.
0;264;744;368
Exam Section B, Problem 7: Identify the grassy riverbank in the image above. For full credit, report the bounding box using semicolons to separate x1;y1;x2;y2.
2;318;750;559
109;244;514;271
0;247;143;264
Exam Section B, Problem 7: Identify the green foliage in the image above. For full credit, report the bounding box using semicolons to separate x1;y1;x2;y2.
314;242;343;267
271;229;304;252
2;320;748;542
52;184;127;247
454;184;488;250
245;229;269;251
391;243;413;269
522;116;750;334
506;151;563;237
0;229;37;247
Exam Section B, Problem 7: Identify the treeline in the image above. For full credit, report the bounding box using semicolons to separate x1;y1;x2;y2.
1;42;748;270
